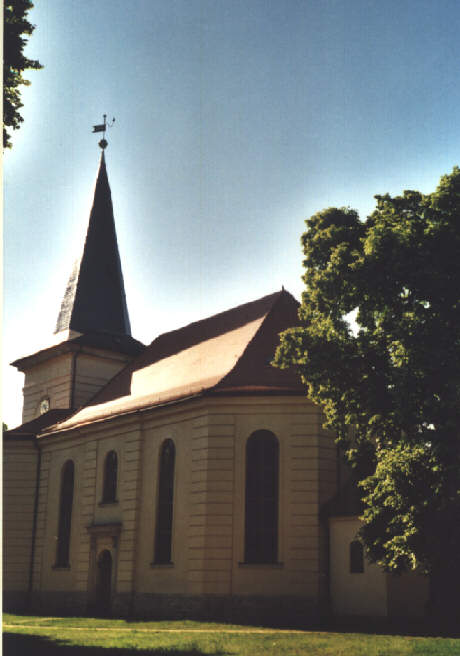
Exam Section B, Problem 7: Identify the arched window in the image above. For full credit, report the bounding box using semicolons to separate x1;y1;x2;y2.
245;430;279;563
154;439;175;564
102;450;118;503
56;460;74;567
350;540;364;573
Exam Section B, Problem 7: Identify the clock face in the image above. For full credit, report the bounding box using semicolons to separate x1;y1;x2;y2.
39;398;50;415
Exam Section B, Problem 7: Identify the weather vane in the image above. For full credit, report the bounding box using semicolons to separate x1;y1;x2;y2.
92;114;115;149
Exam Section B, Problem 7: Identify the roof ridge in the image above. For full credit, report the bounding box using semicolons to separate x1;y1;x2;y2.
146;290;283;347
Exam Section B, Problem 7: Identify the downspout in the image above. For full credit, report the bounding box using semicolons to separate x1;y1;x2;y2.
27;438;41;608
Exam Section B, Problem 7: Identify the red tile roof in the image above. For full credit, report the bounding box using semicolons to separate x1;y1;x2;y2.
5;409;75;437
40;290;305;435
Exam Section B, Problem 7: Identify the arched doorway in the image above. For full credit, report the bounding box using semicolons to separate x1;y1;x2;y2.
96;550;112;616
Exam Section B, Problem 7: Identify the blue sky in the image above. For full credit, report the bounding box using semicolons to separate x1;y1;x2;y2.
4;0;460;428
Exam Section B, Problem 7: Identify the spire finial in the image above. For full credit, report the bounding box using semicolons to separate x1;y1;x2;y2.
92;114;115;150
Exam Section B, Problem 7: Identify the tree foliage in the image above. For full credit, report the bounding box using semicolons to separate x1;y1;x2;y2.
4;0;42;148
275;168;460;585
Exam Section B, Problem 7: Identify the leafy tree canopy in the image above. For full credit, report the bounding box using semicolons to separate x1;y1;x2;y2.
275;168;460;585
4;0;42;148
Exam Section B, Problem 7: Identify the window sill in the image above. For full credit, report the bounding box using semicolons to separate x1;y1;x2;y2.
52;564;71;571
98;500;119;507
150;562;174;569
238;562;284;568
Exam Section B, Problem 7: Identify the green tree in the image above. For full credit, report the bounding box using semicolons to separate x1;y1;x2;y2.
4;0;42;149
275;167;460;622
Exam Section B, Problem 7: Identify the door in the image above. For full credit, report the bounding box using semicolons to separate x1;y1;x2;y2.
95;550;112;616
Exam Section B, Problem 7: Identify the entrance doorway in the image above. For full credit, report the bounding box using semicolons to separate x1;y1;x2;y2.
95;550;112;616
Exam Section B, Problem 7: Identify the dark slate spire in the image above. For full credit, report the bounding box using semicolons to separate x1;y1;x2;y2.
55;152;132;336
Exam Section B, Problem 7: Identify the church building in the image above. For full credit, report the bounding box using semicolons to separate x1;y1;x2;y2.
4;144;429;624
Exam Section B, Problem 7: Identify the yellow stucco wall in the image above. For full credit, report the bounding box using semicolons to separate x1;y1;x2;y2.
7;377;430;622
21;348;131;424
22;353;73;423
329;516;388;617
329;517;430;619
72;350;132;409
31;395;337;610
3;438;38;597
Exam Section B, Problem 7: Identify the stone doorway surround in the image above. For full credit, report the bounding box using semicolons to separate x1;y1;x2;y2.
87;522;122;615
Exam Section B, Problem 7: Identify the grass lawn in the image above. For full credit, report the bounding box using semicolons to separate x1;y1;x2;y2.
3;614;460;655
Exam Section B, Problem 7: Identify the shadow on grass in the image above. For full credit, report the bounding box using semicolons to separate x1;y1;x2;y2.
322;618;460;640
119;614;460;639
3;632;228;656
5;610;459;640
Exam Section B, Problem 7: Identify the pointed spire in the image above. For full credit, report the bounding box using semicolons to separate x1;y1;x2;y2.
55;152;132;336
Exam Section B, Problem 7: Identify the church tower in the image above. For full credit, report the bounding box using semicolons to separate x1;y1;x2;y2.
12;147;144;424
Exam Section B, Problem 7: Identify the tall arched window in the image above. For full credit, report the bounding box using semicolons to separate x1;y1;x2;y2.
154;439;175;564
245;430;279;563
56;460;74;567
350;540;364;573
102;450;118;503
